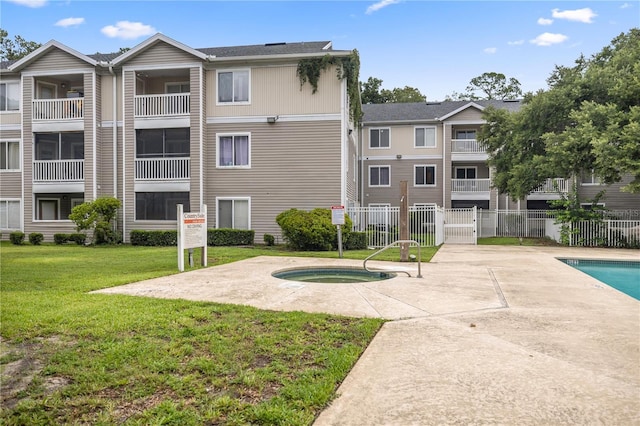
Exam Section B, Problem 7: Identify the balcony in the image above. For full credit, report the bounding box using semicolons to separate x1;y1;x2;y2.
528;178;570;200
32;98;84;121
451;178;491;200
134;94;190;118
33;159;84;182
135;157;190;181
451;139;488;161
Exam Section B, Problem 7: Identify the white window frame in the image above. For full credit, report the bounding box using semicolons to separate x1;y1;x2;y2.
454;166;477;180
215;197;251;230
0;140;21;171
165;82;190;93
414;164;437;187
216;133;251;168
0;199;21;230
369;165;391;187
455;129;477;140
369;128;390;149
414;126;436;148
580;170;602;186
0;81;20;112
216;69;251;105
37;81;57;100
580;202;606;210
36;197;61;221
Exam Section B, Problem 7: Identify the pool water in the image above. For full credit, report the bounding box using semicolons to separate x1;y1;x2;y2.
272;267;396;283
559;258;640;301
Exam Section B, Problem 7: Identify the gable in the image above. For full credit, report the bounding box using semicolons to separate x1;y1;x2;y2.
123;41;203;67
446;105;484;121
17;48;95;73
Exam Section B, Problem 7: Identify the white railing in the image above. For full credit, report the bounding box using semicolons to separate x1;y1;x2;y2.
32;98;84;121
33;159;84;182
570;220;640;248
134;93;190;117
451;139;486;154
135;157;190;180
531;178;569;193
451;179;491;192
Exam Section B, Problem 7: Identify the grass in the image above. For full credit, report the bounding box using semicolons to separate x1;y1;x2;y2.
0;243;437;425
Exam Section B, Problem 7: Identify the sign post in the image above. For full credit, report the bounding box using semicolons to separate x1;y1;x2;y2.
331;205;345;258
177;204;207;272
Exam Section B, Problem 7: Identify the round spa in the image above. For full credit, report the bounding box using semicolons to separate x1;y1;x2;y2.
272;266;397;284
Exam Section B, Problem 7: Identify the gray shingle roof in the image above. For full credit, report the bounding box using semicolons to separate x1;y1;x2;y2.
362;99;522;123
197;41;337;57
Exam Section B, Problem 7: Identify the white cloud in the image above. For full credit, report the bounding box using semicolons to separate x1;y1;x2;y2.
366;0;401;15
508;40;525;46
620;3;632;8
530;32;568;46
101;21;156;40
551;8;597;23
7;0;47;7
55;17;85;27
537;17;553;26
484;47;497;54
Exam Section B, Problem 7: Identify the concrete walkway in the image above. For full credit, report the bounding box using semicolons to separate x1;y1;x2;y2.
94;245;640;425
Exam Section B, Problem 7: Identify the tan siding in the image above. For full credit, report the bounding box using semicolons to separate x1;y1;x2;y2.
189;66;202;210
204;120;342;240
98;127;115;197
125;42;197;67
83;73;95;201
448;106;483;121
0;113;21;125
363;124;443;157
0;173;21;197
363;160;443;207
22;78;34;231
22;49;92;72
579;177;640;210
207;64;342;117
123;70;136;239
443;125;452;207
100;74;115;121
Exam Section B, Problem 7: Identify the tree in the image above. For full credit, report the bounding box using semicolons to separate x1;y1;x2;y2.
360;76;426;104
446;72;522;101
69;197;121;244
0;29;41;61
480;29;640;198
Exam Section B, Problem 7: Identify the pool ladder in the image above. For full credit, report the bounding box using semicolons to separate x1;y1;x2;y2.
363;239;423;278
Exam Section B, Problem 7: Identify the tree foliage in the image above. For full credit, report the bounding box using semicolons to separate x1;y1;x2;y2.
480;29;640;198
0;29;41;61
69;197;121;245
446;72;522;101
360;76;426;104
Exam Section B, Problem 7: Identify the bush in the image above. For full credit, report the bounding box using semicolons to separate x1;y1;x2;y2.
9;231;25;245
208;229;254;246
130;230;177;246
54;233;68;245
263;233;275;246
345;231;367;250
54;233;87;245
276;208;352;251
28;232;44;245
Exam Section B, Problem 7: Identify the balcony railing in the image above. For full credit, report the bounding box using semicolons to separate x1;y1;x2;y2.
451;178;491;192
134;93;190;118
531;178;569;194
32;99;84;121
33;159;84;182
135;157;190;180
451;139;486;154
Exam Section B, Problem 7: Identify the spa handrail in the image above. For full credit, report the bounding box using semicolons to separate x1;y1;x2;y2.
363;239;422;278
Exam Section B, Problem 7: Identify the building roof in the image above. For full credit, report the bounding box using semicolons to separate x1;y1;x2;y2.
197;41;335;58
362;99;522;123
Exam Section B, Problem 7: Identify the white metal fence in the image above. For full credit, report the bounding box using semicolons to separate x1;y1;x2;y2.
570;220;640;248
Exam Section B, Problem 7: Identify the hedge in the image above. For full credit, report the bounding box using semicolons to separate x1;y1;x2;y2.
130;229;255;247
28;232;44;245
10;231;25;245
54;233;87;245
344;231;367;250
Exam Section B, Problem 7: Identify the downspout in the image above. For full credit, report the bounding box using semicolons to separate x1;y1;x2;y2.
442;121;446;208
92;72;97;200
199;66;204;210
121;70;126;242
108;66;117;199
340;77;346;206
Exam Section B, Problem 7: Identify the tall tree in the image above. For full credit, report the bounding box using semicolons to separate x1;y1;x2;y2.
480;29;640;198
446;72;522;101
360;76;426;104
0;29;41;61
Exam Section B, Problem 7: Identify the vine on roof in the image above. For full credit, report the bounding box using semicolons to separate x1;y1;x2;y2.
296;49;362;124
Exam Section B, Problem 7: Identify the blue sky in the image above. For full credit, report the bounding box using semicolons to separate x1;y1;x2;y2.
2;0;638;101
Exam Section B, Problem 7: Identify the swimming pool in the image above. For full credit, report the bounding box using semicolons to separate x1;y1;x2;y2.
559;258;640;301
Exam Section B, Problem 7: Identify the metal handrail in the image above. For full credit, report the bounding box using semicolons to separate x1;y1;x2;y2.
363;239;422;278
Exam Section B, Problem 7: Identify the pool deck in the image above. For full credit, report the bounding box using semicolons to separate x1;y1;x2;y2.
94;245;640;425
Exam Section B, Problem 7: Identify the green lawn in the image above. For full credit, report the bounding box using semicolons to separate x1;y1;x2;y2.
0;243;437;425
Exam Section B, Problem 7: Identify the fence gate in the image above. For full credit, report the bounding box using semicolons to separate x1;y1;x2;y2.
443;207;477;244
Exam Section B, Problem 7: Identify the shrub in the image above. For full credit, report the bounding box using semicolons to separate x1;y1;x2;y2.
28;232;44;245
69;197;121;245
9;231;25;245
208;229;254;246
263;233;275;246
345;231;367;250
276;208;352;251
54;233;69;245
130;230;177;246
54;233;87;245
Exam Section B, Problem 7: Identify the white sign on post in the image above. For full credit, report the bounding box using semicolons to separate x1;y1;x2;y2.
331;205;345;258
177;204;208;272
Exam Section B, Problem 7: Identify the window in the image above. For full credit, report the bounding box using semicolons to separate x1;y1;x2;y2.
455;130;477;139
135;192;189;220
38;199;59;220
0;141;20;170
415;127;436;148
218;70;249;103
166;82;190;93
0;82;20;111
35;133;84;160
0;200;20;229
455;167;476;179
581;170;601;185
369;128;390;149
218;134;250;167
136;128;190;158
369;166;390;187
217;198;250;229
415;165;436;186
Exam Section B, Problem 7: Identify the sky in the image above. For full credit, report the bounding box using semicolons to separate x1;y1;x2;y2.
1;0;638;101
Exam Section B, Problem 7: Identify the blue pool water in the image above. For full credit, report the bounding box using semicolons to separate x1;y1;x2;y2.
559;258;640;301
